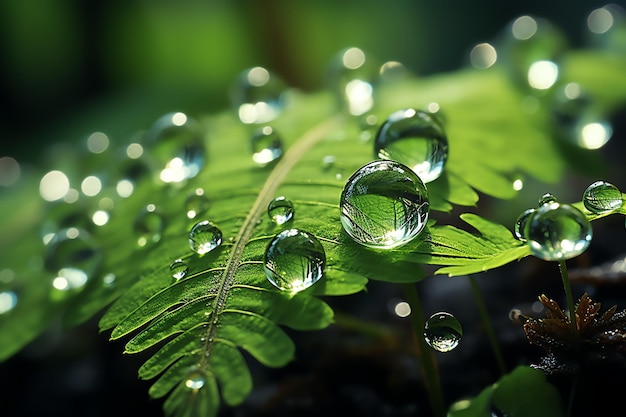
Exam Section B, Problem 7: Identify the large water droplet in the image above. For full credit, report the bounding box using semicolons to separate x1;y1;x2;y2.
327;47;378;116
189;220;222;254
264;229;325;293
340;160;429;249
170;259;189;280
146;112;205;183
514;208;536;241
45;228;101;293
233;67;287;124
184;367;206;390
251;126;283;165
583;181;623;213
374;109;448;183
134;204;164;247
185;189;210;219
424;312;463;352
525;202;592;261
268;196;294;225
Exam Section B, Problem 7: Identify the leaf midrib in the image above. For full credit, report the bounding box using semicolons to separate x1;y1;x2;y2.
199;115;343;366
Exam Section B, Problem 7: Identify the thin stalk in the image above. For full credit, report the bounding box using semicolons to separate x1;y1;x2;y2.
402;283;446;417
558;260;579;341
468;275;507;376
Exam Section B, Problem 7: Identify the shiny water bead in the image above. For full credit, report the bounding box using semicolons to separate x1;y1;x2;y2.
268;196;294;225
264;229;326;293
170;259;189;280
538;193;558;206
145;112;205;183
340;160;429;249
583;181;623;213
251;126;283;165
134;204;164;247
327;47;378;116
233;66;287;124
184;368;207;390
0;290;18;315
185;189;210;219
374;109;448;183
525;202;592;261
514;208;536;241
44;228;102;293
189;220;222;255
424;312;463;353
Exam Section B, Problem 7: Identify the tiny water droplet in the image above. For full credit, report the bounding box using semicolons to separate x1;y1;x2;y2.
327;47;378;116
424;312;463;352
525;202;592;261
170;259;188;280
146;112;205;184
0;291;18;315
189;220;222;254
538;193;558;206
583;181;623;213
233;67;287;124
340;160;429;249
251;126;283;165
374;109;449;183
514;208;536;241
185;189;210;219
264;229;326;293
184;368;206;390
134;205;164;247
268;196;294;225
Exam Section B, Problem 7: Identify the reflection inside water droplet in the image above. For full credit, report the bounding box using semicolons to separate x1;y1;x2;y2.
264;229;325;293
170;259;189;280
424;312;463;352
251;126;283;165
268;196;294;225
374;109;448;183
340;160;429;249
189;220;222;254
583;181;623;213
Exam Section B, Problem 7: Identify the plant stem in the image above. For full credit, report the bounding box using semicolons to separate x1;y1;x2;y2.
558;260;579;341
468;275;507;376
402;283;446;417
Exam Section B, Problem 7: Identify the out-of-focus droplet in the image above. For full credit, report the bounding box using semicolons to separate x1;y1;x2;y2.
424;312;463;352
470;42;498;69
525;202;592;261
40;170;70;202
264;229;325;293
327;47;378;116
189;220;222;255
134;204;164;247
91;210;110;226
340;160;429;249
374;109;448;183
583;180;623;213
185;188;210;219
268;196;294;225
232;66;287;124
586;4;626;54
251;126;283;166
0;291;18;315
184;367;206;390
86;132;110;154
0;156;21;187
145;112;205;184
170;259;189;280
379;61;408;82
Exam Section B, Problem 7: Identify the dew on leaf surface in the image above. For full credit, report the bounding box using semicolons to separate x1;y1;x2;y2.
326;47;378;116
525;202;592;261
185;189;210;219
583;181;623;213
514;208;536;241
340;160;429;249
374;109;448;183
232;66;287;124
264;229;325;293
424;312;463;352
134;205;164;247
170;259;189;280
189;220;222;255
184;368;206;390
145;112;205;184
251;126;283;165
268;196;294;225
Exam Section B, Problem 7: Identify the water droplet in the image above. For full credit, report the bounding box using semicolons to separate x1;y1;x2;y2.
340;160;429;249
145;112;205;183
264;229;326;293
525;202;592;261
327;47;378;116
185;189;210;219
538;193;558;206
170;259;189;280
0;291;18;315
424;312;463;352
514;208;536;241
189;220;222;254
251;126;283;165
374;109;449;183
45;228;101;293
583;181;623;213
268;196;294;225
184;368;206;390
134;205;164;247
470;42;498;69
233;67;287;124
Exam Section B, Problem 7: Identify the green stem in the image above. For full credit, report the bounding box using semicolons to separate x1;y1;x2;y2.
558;260;579;341
468;275;507;376
402;283;446;417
